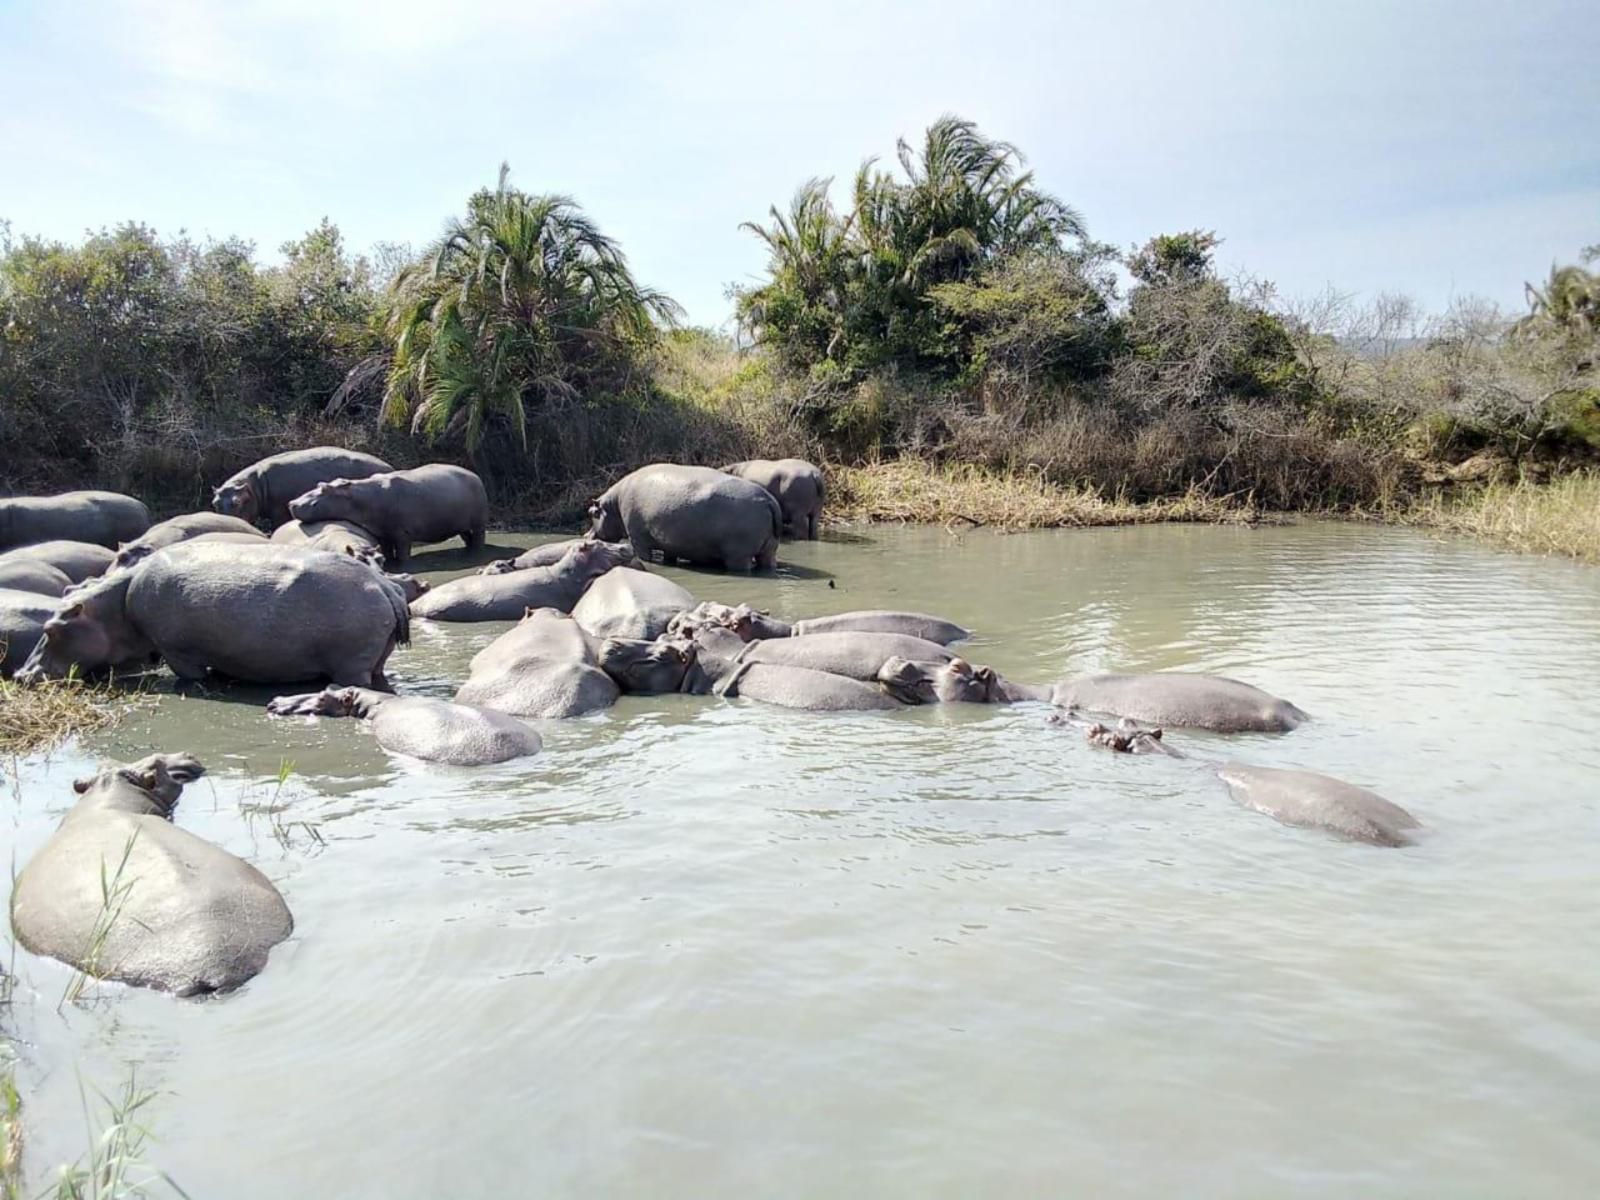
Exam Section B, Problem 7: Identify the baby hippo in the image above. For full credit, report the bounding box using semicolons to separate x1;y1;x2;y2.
268;687;542;765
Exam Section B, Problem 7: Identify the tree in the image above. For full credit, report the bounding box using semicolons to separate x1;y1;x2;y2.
378;164;681;454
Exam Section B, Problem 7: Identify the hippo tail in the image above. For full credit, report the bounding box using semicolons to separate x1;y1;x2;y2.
383;577;411;647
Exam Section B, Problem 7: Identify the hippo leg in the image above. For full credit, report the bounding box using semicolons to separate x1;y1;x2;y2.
386;539;412;566
164;651;210;682
806;512;819;540
463;526;485;550
722;550;753;573
755;537;778;572
629;533;661;565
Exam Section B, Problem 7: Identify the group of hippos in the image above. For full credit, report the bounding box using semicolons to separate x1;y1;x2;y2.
1;447;1419;999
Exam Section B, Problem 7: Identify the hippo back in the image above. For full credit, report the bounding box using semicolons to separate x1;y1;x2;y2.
217;447;393;528
0;587;54;677
0;540;116;584
0;491;150;551
607;463;780;567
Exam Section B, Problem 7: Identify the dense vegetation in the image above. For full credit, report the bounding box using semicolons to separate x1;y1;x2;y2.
1;122;1595;529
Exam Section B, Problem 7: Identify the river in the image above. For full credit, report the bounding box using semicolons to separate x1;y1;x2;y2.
5;522;1599;1196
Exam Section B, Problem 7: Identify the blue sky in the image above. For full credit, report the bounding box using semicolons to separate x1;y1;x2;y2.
2;0;1595;326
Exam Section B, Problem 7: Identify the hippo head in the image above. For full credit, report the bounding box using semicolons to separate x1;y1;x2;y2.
382;570;428;603
110;542;156;572
267;687;359;719
877;656;999;705
16;575;155;683
598;636;697;694
563;538;631;583
1082;718;1170;755
212;479;260;524
73;752;205;819
287;478;356;524
586;495;625;542
667;601;786;642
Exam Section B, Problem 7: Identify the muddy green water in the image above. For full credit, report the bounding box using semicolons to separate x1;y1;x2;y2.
5;523;1600;1196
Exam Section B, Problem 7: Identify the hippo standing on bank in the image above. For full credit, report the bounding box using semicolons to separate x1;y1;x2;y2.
112;512;267;570
0;541;116;585
289;464;488;566
722;458;825;539
0;491;150;552
411;539;627;623
268;686;542;765
589;463;780;572
1052;672;1308;734
570;567;695;641
18;542;409;688
1;588;56;677
10;753;293;995
457;608;620;719
212;447;393;529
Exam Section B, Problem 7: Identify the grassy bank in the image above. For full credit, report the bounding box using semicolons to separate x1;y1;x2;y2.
1404;472;1600;564
0;680;146;757
828;461;1261;529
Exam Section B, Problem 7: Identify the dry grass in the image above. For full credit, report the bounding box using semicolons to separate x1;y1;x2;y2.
827;460;1263;530
1404;473;1600;564
0;679;148;756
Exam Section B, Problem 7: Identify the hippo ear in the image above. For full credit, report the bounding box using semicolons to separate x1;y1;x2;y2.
72;775;93;794
136;768;159;791
586;503;601;518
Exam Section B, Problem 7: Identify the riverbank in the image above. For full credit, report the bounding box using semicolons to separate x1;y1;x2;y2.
1401;472;1600;565
0;679;147;756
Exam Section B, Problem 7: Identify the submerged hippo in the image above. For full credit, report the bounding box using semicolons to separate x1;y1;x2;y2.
0;491;150;552
0;540;116;585
112;512;267;570
666;602;970;646
570;567;694;641
589;463;780;572
598;636;901;712
18;542;409;688
722;458;825;539
478;538;637;576
1052;672;1308;734
737;630;956;681
9;753;293;995
0;559;73;596
877;656;1044;704
212;446;393;529
456;608;619;718
268;687;542;765
0;588;55;677
1216;763;1421;847
288;464;488;565
410;539;628;622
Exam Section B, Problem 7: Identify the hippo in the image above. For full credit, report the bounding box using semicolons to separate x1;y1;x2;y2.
410;539;628;623
0;491;150;552
665;604;971;646
570;567;694;641
0;588;55;677
456;608;619;718
478;538;637;576
18;542;408;688
288;464;488;565
736;631;956;681
1216;763;1421;847
212;447;393;529
268;686;542;765
0;540;116;584
877;656;1045;704
0;559;73;596
1051;673;1308;733
722;458;825;539
597;635;902;712
112;512;267;570
9;753;292;995
589;463;780;572
271;518;382;561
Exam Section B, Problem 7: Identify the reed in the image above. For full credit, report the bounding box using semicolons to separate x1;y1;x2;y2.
1405;473;1600;564
0;680;147;757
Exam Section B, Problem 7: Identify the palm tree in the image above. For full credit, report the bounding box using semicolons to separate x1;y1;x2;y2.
380;165;680;452
1515;262;1598;342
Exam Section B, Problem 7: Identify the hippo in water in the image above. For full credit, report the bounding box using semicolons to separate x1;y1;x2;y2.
478;538;637;576
598;635;902;712
18;542;409;688
877;656;1045;704
411;539;629;623
666;602;970;646
268;687;542;765
721;458;825;539
736;631;957;682
288;464;488;566
9;753;293;995
212;446;393;529
112;512;267;571
0;540;116;585
1051;672;1308;733
570;567;695;641
589;463;780;572
1060;714;1419;846
0;588;56;677
456;608;620;718
0;491;150;552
